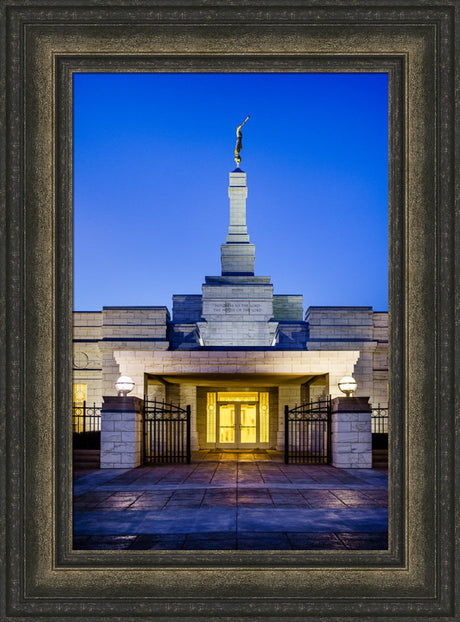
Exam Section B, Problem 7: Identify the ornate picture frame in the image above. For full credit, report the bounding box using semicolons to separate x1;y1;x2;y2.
1;1;457;619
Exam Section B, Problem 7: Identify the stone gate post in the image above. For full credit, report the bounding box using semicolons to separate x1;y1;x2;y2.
331;396;372;468
100;395;144;469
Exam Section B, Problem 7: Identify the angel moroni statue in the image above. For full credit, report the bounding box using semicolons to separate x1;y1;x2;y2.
234;115;250;167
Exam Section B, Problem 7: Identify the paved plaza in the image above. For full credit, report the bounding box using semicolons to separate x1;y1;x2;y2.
73;451;388;550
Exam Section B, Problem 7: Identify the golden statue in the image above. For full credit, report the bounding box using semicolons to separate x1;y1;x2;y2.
234;115;250;166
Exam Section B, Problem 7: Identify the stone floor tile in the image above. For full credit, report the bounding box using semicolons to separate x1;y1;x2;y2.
237;532;291;550
238;507;388;533
165;502;203;509
80;535;138;550
329;490;382;508
137;492;173;500
137;508;237;534
73;501;102;509
184;534;237;550
336;531;388;550
300;499;347;509
238;501;274;508
145;541;186;549
273;502;312;508
109;493;143;500
128;534;186;550
74;453;388;550
202;497;236;507
94;501;136;509
269;493;307;504
126;502;167;511
286;532;347;550
74;491;113;502
72;535;92;549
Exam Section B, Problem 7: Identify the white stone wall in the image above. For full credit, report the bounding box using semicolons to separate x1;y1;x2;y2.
273;295;304;321
73;305;388;420
198;320;278;347
307;376;328;402
73;313;103;404
102;307;170;340
277;384;302;449
73;311;103;339
179;384;198;450
146;380;166;402
73;307;170;403
115;349;358;379
200;283;277;346
220;243;255;275
172;295;203;322
72;369;103;407
305;307;388;407
115;348;359;445
372;312;389;408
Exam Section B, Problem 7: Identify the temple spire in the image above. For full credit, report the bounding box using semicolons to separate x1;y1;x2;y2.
221;176;255;276
220;118;255;275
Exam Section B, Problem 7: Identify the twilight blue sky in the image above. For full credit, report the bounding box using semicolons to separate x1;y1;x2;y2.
73;73;388;312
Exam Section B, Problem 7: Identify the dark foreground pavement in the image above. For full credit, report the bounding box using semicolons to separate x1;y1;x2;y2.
73;450;388;550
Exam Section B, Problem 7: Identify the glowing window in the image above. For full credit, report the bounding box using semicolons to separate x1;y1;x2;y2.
219;404;235;443
206;392;217;443
73;383;87;405
259;392;269;443
217;392;258;402
240;404;257;443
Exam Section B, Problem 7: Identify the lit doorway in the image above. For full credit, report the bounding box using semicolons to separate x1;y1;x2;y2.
207;391;270;449
217;402;258;448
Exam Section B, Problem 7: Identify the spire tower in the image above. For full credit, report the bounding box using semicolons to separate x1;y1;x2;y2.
196;119;279;346
221;168;255;276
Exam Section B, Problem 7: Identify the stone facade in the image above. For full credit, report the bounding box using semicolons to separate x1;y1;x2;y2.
73;165;388;455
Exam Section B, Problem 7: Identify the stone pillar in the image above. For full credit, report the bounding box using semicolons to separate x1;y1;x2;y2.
100;396;143;469
331;396;372;469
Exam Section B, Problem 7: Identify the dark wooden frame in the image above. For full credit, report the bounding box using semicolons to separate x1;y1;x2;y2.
1;1;457;619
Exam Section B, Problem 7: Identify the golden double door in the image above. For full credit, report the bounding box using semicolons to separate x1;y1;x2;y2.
217;402;259;449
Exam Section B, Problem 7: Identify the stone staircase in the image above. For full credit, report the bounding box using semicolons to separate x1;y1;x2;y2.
73;449;100;470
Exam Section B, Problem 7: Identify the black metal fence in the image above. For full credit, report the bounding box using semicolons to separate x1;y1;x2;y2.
72;402;101;449
143;398;191;464
285;397;332;464
371;405;388;449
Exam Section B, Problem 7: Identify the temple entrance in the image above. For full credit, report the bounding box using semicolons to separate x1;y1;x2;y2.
207;391;270;449
217;402;258;448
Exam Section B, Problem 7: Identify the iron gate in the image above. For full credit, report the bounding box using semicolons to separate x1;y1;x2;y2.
371;404;389;449
143;398;191;464
285;397;332;464
72;402;101;449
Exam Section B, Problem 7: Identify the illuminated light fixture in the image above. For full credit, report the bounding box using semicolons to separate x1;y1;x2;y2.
115;375;135;397
338;376;358;397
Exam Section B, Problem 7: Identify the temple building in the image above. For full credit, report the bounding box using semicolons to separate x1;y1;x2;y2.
73;132;388;453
